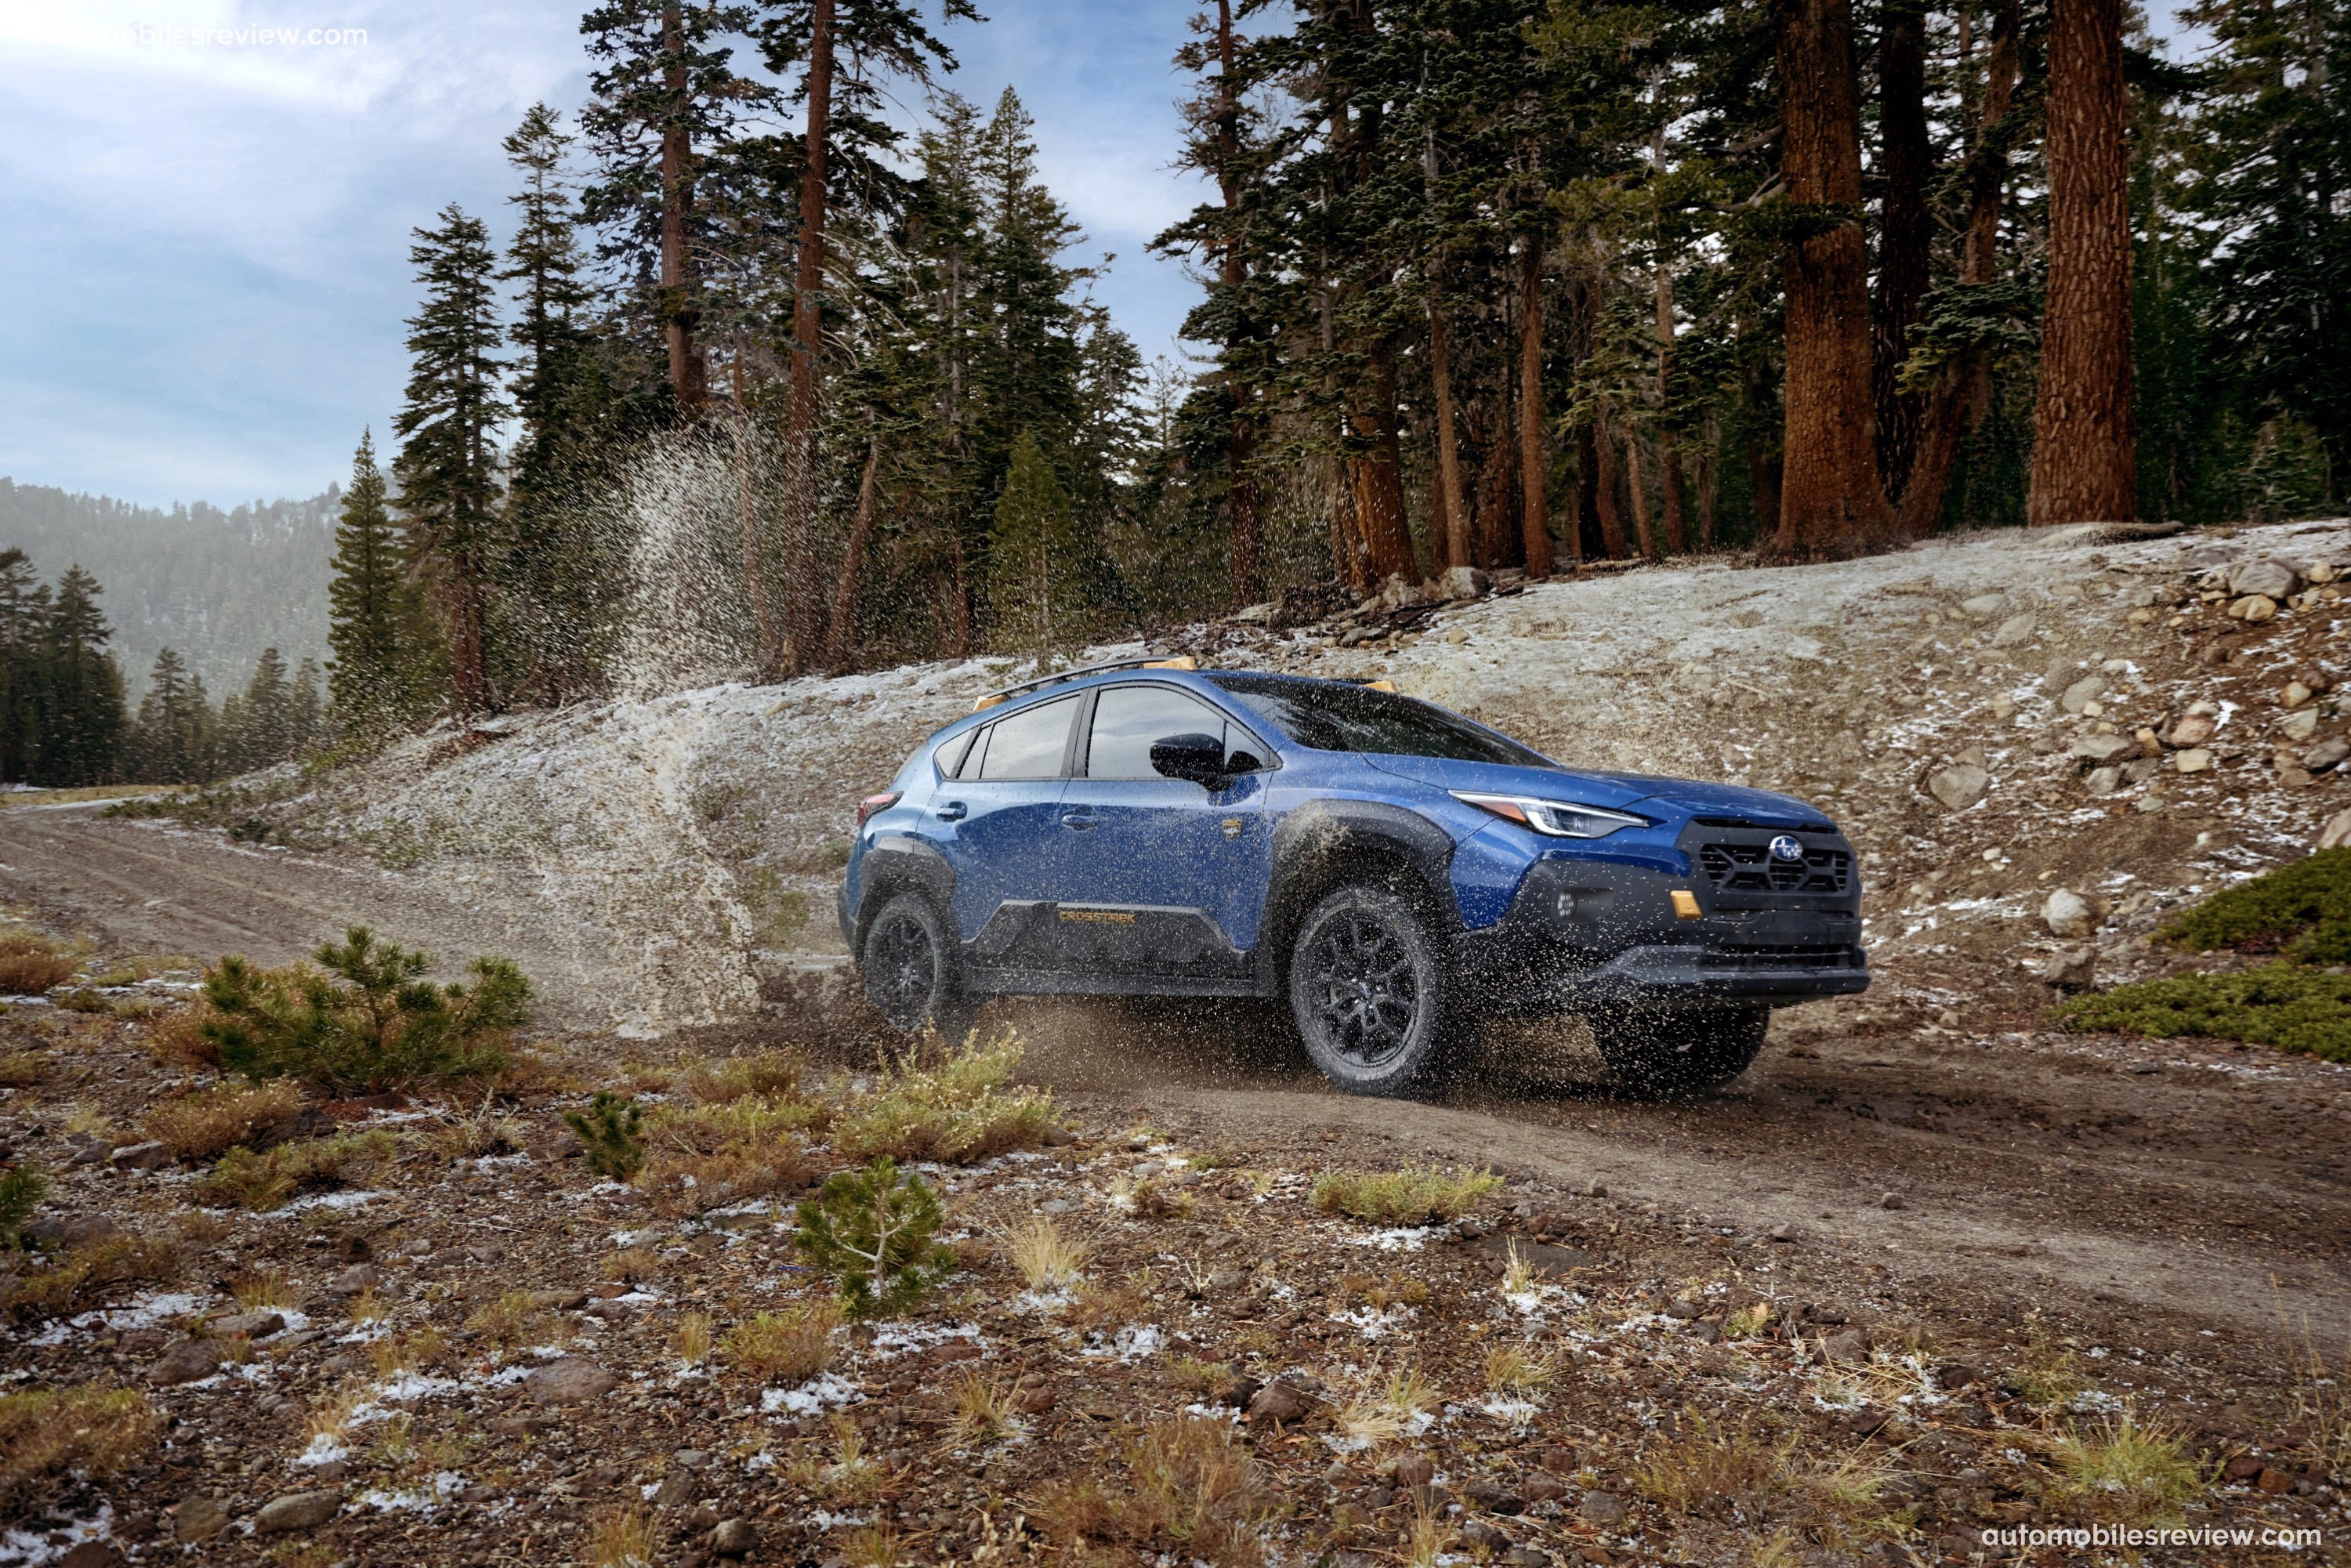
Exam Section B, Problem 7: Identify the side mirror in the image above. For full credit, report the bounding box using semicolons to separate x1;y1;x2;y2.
1149;732;1228;787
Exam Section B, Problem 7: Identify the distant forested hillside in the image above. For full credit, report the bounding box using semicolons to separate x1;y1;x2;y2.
0;477;335;697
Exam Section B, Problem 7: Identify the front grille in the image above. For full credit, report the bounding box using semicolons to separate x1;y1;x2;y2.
1698;841;1852;896
1701;943;1857;973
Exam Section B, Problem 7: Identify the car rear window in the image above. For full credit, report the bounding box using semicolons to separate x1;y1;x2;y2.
1208;675;1553;767
972;693;1081;780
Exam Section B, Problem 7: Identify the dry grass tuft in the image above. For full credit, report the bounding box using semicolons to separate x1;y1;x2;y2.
1483;1343;1553;1393
587;1504;658;1568
673;1311;714;1368
788;1414;886;1505
465;1291;553;1352
603;1247;661;1283
683;1047;810;1103
839;1522;904;1568
304;1386;367;1448
1310;1165;1498;1225
2043;1413;2203;1523
1033;1416;1280;1568
2;1233;182;1321
723;1301;842;1382
636;1092;821;1217
831;1028;1056;1165
0;1382;161;1500
0;929;80;995
195;1128;393;1211
1337;1367;1437;1444
949;1371;1023;1448
0;1051;46;1087
145;1078;304;1160
1635;1418;1787;1516
412;1089;525;1162
1006;1217;1089;1293
145;1003;222;1068
232;1269;299;1311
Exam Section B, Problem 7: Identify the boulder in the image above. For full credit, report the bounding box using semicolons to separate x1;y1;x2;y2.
1577;1490;1628;1527
2070;734;2135;766
1434;565;1489;601
2084;766;2123;798
2175;748;2213;773
325;1263;380;1295
1958;594;2008;620
2303;740;2349;773
2039;945;2099;990
709;1519;760;1558
148;1338;224;1387
1988;613;2038;648
526;1357;618;1407
2319;809;2351;853
2230;594;2279;622
107;1140;172;1171
2227;556;2301;600
208;1310;285;1340
2043;890;2094;939
1927;764;1990;812
2059;676;2104;715
252;1490;343;1534
173;1497;229;1543
2167;712;2217;748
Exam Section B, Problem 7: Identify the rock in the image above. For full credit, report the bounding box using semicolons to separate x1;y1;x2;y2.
2059;675;2104;715
1393;1454;1436;1490
2281;680;2315;709
2282;708;2320;741
1820;1330;1871;1363
1989;693;2016;720
1989;613;2038;648
1453;1215;1488;1240
253;1490;343;1534
2222;1454;2265;1483
2042;889;2094;939
709;1518;760;1557
2320;809;2351;852
1958;594;2008;620
2230;594;2279;622
1577;1490;1628;1527
60;1215;124;1247
2257;1468;2295;1496
2303;739;2349;773
2040;944;2099;991
2175;748;2213;773
2070;733;2135;766
108;1140;172;1171
527;1289;589;1310
1505;1549;1552;1568
1435;566;1489;600
458;1484;497;1504
2084;766;2123;797
1038;1198;1075;1218
1934;1363;1978;1390
1585;1179;1608;1198
526;1357;618;1407
326;1263;380;1295
59;1544;125;1568
1462;1476;1524;1515
174;1497;229;1543
1925;764;1990;812
2227;556;2300;599
2167;712;2217;747
209;1310;285;1340
1462;1519;1512;1550
1879;1192;1907;1211
1248;1380;1306;1425
1017;1385;1056;1415
148;1338;224;1386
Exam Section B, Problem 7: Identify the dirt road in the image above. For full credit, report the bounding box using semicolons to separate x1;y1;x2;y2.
14;802;2341;1357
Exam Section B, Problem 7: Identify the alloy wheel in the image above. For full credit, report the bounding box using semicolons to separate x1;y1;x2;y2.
1303;911;1421;1068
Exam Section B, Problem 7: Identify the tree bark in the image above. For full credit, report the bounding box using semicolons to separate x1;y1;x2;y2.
1518;240;1557;570
1625;425;1657;559
1872;0;1932;498
1769;0;1897;559
1897;0;2019;536
1213;0;1265;608
1739;313;1785;541
658;2;705;410
824;433;881;668
1592;411;1630;559
1350;345;1419;582
1654;264;1689;553
2028;0;2135;524
781;0;836;670
1429;302;1470;571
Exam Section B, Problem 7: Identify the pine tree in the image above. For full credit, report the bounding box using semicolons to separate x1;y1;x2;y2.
328;430;422;733
392;205;509;715
234;649;294;770
288;658;324;756
990;432;1086;664
0;549;42;783
127;648;216;784
34;567;126;788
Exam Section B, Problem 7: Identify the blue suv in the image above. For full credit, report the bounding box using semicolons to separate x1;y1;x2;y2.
839;658;1867;1096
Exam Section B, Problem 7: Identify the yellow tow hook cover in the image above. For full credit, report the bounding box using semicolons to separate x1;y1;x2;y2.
1670;890;1703;920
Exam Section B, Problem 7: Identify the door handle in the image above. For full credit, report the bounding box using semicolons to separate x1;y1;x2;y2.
1060;811;1098;829
935;800;967;821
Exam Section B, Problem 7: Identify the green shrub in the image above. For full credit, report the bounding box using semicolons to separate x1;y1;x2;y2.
196;1131;396;1211
564;1092;646;1180
2163;847;2351;963
795;1156;956;1320
1311;1164;1501;1225
199;925;530;1091
0;1166;49;1249
831;1030;1056;1165
2056;962;2351;1061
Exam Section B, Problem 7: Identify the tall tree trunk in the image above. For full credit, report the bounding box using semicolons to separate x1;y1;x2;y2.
1351;346;1418;582
1625;425;1657;559
1473;391;1522;567
1654;263;1689;552
824;433;881;668
1592;411;1630;558
1429;302;1470;570
781;0;836;670
1739;314;1785;541
1770;0;1896;559
1519;240;1557;570
1872;0;1932;498
658;2;705;410
1898;0;2019;536
1213;0;1264;608
2029;0;2136;524
729;353;781;673
947;518;973;657
1697;412;1720;546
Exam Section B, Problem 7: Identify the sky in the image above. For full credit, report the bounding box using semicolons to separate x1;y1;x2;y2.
0;0;1215;509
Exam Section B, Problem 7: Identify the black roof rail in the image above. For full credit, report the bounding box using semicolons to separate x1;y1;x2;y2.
970;654;1201;712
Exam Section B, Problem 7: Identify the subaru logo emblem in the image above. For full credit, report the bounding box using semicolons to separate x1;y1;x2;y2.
1768;835;1805;863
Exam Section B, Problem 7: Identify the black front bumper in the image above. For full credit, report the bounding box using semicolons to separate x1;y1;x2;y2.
1454;848;1869;1015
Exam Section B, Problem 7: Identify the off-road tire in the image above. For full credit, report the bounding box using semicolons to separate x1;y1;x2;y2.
1591;1003;1767;1095
1287;882;1462;1098
860;893;978;1043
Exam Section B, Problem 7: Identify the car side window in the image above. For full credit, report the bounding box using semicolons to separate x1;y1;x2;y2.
1083;686;1235;779
938;728;980;779
974;694;1080;780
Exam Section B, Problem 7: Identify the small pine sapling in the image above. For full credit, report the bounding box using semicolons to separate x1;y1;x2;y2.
565;1092;646;1180
795;1156;955;1319
0;1164;49;1249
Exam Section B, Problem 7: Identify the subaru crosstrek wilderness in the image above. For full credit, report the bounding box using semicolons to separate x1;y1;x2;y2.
839;658;1867;1096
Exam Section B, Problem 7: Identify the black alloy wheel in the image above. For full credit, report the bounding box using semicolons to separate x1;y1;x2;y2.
861;892;973;1039
1288;882;1461;1097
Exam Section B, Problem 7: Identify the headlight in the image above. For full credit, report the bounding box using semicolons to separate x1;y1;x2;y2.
1451;791;1647;839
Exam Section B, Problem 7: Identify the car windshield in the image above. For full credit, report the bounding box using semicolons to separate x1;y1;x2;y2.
1209;675;1554;767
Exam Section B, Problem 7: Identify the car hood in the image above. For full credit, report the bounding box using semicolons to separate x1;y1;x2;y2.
1360;755;1831;827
